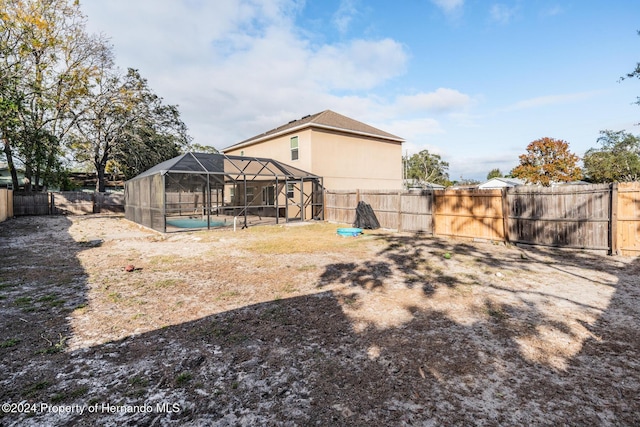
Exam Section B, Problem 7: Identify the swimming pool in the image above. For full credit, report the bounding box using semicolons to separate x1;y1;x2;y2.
166;218;226;228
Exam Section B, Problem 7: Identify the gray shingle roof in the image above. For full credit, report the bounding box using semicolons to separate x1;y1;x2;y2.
223;110;404;151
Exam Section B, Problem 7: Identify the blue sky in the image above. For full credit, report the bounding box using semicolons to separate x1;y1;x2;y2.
81;0;640;181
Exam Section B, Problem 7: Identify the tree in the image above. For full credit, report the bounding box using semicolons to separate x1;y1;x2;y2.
191;143;218;154
0;0;110;190
70;68;191;190
405;149;449;186
486;168;503;180
583;130;640;183
511;137;582;186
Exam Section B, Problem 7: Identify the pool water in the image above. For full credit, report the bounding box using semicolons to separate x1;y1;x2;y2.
166;218;226;228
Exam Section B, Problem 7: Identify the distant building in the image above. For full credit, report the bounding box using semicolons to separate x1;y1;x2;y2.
477;177;525;189
407;181;446;190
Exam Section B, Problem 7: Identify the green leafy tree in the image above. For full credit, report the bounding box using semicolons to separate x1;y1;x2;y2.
71;68;191;190
583;130;640;183
191;143;218;154
486;168;503;180
511;137;582;186
404;149;449;186
1;0;109;190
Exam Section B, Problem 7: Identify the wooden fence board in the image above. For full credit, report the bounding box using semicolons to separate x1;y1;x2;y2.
360;192;400;229
0;189;11;222
506;184;611;250
434;189;505;240
617;182;640;256
324;191;358;225
95;193;125;213
52;192;94;214
399;191;433;232
13;191;125;216
13;193;49;215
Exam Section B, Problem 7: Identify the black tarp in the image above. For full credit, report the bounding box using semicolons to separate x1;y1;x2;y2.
353;201;380;229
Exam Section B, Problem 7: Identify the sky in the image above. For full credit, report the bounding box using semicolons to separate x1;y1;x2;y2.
80;0;640;181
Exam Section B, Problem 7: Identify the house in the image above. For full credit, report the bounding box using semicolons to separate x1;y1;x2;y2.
407;181;446;190
478;177;525;189
222;110;405;190
0;163;32;189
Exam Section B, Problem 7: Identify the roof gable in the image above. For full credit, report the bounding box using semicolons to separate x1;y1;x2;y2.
223;110;404;151
478;177;525;188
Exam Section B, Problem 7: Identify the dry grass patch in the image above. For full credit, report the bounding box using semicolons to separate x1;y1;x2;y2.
243;222;379;255
1;215;639;427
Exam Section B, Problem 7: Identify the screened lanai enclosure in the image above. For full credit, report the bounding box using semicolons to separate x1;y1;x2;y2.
125;152;324;232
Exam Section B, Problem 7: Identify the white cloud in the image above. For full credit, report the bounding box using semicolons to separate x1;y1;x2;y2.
489;3;518;24
396;88;472;113
309;39;408;91
80;0;409;147
431;0;464;14
503;91;603;111
541;5;564;17
451;154;519;180
332;0;358;35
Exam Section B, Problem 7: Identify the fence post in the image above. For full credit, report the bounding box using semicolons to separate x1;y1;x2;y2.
49;192;54;215
609;182;618;256
431;190;438;237
501;188;510;243
397;191;402;232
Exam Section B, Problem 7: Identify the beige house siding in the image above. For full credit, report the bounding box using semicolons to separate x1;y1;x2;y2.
227;130;313;173
225;128;403;191
223;110;404;191
309;128;402;190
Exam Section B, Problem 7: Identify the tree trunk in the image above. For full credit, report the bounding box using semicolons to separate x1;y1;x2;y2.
96;165;106;193
2;137;20;190
24;164;33;192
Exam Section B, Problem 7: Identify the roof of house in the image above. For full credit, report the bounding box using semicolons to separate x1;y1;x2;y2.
478;177;525;188
222;110;405;152
407;181;446;189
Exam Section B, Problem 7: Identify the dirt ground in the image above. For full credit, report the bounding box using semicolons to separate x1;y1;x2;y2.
0;214;639;426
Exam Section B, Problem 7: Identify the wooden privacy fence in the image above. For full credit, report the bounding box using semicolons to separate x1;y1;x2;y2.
325;190;434;233
0;189;13;222
617;182;640;256
325;183;640;256
506;184;610;251
12;192;124;216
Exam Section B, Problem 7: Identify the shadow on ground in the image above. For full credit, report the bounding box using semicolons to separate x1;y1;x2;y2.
0;219;638;426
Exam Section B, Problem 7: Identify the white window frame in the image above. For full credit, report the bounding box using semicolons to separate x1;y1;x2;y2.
290;136;299;161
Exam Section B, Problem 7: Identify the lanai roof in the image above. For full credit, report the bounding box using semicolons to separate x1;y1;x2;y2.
129;152;320;181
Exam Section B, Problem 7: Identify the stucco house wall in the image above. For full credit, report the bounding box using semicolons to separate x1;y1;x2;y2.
308;128;402;190
222;110;404;191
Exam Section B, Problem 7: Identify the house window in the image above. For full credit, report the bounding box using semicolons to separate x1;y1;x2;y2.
286;183;295;198
240;150;244;156
262;185;275;205
290;136;299;161
246;186;255;200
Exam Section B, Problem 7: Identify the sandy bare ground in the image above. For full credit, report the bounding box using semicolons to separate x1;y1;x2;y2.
0;214;639;426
